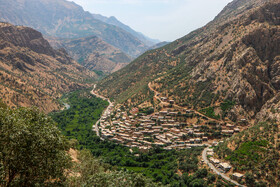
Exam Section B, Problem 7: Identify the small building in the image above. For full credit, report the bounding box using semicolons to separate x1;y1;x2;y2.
209;158;220;165
219;162;232;172
232;172;244;181
195;138;202;144
222;130;234;135
185;110;193;113
202;136;208;141
226;123;235;129
207;151;214;156
234;128;240;132
190;139;195;144
160;97;168;102
171;128;181;134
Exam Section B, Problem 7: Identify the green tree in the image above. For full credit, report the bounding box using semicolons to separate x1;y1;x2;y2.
245;172;255;187
0;105;71;186
67;150;159;187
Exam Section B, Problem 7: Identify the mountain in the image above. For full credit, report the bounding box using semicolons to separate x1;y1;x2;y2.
0;22;96;113
92;14;160;46
97;0;280;123
47;36;132;73
0;0;149;57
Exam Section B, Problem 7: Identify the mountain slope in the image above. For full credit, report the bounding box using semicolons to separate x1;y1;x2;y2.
97;0;280;122
0;0;148;57
215;122;280;186
47;36;132;73
92;14;160;46
0;22;96;113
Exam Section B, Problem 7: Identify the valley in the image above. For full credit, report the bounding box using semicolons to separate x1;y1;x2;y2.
93;81;247;151
0;0;279;186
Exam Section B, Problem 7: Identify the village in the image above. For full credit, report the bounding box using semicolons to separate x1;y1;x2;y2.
91;87;248;185
93;94;247;152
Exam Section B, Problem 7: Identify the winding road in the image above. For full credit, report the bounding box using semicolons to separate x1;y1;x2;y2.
91;84;113;139
202;147;244;186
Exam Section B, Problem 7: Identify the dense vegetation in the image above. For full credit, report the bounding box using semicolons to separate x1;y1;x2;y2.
66;150;159;187
0;103;71;186
50;90;235;186
50;89;109;147
199;107;220;120
215;122;280;186
0;102;158;187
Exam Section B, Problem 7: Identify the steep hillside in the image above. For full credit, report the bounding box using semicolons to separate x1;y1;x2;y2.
47;36;132;73
0;22;96;113
97;0;280;122
92;14;160;46
0;0;149;57
215;122;280;186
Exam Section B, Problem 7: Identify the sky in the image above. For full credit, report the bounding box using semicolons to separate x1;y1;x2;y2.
71;0;233;41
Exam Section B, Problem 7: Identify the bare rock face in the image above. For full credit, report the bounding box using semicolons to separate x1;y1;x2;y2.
270;57;280;89
0;23;56;57
0;22;96;113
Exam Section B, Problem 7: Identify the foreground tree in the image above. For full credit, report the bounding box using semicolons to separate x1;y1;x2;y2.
66;150;161;187
0;104;71;186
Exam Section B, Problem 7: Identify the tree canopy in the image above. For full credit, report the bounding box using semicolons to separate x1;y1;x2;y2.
0;104;71;186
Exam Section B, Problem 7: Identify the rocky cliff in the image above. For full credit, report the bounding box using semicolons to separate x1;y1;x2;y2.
0;22;96;113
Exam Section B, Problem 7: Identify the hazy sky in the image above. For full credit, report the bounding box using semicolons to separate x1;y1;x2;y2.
71;0;233;41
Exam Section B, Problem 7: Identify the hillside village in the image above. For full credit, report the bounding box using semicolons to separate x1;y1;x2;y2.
92;89;248;151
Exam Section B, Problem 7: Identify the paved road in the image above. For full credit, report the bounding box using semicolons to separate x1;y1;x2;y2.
202;147;244;187
91;84;113;139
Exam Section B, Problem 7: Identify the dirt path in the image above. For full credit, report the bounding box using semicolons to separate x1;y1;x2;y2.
148;82;222;123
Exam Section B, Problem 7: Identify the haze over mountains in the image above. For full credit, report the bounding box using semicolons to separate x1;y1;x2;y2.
0;0;161;73
47;36;132;73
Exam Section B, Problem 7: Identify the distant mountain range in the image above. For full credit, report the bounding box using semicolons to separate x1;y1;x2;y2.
47;36;132;73
0;0;160;72
0;22;96;112
92;14;161;47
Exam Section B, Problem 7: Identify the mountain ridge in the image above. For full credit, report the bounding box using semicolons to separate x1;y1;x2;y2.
0;22;96;112
97;0;280;123
0;0;150;57
46;35;132;73
92;14;160;46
